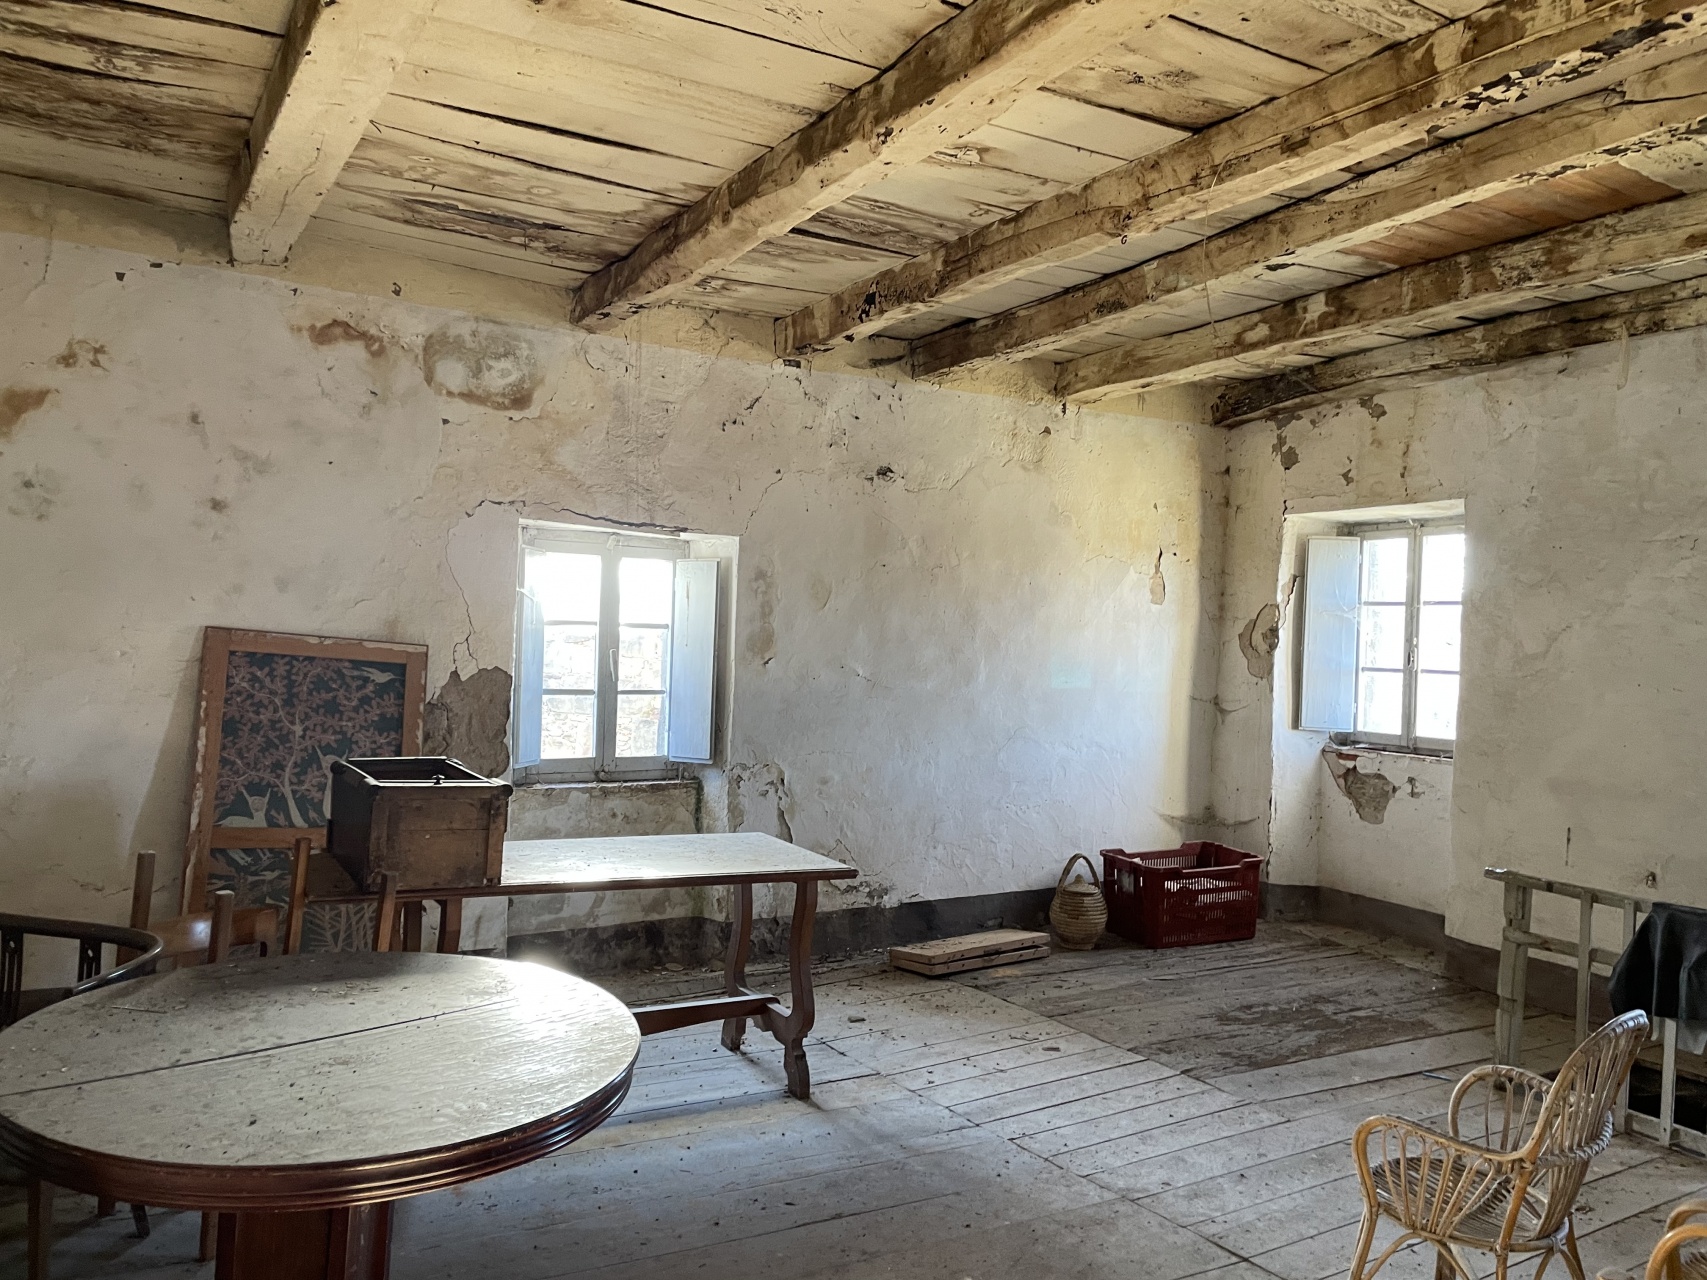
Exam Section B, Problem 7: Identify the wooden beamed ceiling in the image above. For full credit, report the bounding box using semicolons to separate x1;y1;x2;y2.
7;0;1707;412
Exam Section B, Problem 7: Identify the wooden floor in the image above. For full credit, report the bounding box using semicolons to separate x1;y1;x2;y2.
6;922;1705;1280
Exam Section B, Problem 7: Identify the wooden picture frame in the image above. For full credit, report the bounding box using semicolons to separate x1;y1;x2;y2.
182;628;427;917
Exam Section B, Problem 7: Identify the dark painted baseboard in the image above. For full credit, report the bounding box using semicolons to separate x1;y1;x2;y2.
507;887;1056;976
1261;881;1608;1021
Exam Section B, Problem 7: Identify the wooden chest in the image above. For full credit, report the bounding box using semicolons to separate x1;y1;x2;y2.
327;757;511;892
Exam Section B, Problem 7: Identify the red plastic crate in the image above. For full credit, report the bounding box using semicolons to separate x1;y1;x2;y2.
1099;842;1264;948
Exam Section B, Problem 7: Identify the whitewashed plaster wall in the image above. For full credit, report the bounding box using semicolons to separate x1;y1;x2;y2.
0;232;1225;941
1207;325;1707;952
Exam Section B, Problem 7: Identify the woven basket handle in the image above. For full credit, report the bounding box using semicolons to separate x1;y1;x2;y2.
1057;852;1101;890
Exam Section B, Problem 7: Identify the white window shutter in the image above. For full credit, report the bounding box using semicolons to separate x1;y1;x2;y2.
667;559;718;763
1299;536;1360;732
512;587;544;769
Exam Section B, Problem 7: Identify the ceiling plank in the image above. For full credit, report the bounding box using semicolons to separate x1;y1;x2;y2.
778;0;1707;354
1053;187;1707;401
1212;271;1707;423
568;0;1179;329
228;0;438;265
910;61;1707;375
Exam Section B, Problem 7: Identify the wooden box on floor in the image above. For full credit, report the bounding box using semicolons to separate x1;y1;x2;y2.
326;757;511;892
889;929;1049;976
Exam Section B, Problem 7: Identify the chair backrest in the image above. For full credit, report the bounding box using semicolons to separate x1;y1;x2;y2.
1526;1009;1649;1236
0;913;162;1029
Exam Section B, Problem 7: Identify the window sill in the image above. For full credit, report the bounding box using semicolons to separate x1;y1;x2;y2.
1324;742;1454;765
515;777;700;793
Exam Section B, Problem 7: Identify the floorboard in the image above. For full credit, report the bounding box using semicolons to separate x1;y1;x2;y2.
3;921;1701;1280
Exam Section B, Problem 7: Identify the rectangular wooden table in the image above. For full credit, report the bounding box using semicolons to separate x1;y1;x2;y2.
302;833;857;1099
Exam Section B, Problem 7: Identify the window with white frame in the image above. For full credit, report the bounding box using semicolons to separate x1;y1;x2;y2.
512;524;722;779
1299;522;1465;752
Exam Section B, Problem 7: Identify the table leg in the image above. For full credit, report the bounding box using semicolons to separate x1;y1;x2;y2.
775;879;818;1100
721;883;754;1052
216;1203;391;1280
436;898;463;954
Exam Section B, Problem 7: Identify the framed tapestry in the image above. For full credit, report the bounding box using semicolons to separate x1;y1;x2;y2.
182;628;427;950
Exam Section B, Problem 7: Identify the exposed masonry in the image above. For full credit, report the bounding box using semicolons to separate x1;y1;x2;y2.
1324;750;1401;825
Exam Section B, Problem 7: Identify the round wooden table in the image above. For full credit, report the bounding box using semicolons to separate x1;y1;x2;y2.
0;951;640;1280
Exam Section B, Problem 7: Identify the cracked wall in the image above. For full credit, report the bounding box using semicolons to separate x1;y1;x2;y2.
1209;324;1707;954
0;232;1223;944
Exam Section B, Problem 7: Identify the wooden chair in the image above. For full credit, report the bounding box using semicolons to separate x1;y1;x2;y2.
129;849;280;965
1348;1010;1650;1280
0;911;161;1280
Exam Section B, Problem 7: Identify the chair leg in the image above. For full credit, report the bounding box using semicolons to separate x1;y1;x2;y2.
199;1211;217;1262
129;1203;149;1239
1349;1207;1378;1279
1561;1220;1589;1280
27;1180;52;1280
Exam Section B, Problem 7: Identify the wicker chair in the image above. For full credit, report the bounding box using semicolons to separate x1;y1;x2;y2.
1598;1199;1707;1280
1348;1010;1650;1280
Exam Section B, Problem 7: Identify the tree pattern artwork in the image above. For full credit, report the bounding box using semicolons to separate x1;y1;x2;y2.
207;651;407;952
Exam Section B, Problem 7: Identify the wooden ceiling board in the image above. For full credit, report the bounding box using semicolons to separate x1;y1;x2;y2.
990;89;1188;160
1169;2;1394;73
124;0;291;36
1045;17;1322;130
324;180;643;270
315;188;608;276
627;0;961;69
0;121;229;207
400;23;819;166
426;0;873;110
951;123;1131;186
0;0;274;110
370;98;731;203
0;54;248;167
710;231;909;295
305;212;590;286
796;195;979;257
682;274;824;316
344;130;689;230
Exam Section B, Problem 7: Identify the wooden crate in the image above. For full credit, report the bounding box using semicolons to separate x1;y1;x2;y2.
327;757;511;892
889;929;1049;977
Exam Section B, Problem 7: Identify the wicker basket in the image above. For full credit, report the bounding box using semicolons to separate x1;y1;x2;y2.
1049;853;1107;950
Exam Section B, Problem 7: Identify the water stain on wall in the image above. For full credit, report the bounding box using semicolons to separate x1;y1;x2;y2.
0;387;53;439
53;339;108;370
424;666;513;779
747;563;778;665
422;320;542;412
8;466;63;520
302;318;389;359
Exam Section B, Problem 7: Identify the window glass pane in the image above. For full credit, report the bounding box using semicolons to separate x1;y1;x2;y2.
541;693;595;758
1421;532;1465;602
1359;604;1406;669
544;623;597;689
619;626;667;691
1416;672;1459;740
1357;670;1404;735
615;693;666;757
619;557;673;625
527;551;601;622
1361;537;1409;604
1418;603;1461;672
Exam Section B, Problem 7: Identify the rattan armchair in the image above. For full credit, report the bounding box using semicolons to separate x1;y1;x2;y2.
1620;1199;1707;1280
1348;1010;1650;1280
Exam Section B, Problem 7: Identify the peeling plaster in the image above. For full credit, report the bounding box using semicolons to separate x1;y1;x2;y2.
1323;750;1401;825
1238;602;1281;680
423;666;513;778
0;387;53;437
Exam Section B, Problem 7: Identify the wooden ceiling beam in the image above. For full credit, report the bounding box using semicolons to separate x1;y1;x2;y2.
567;0;1177;330
777;0;1707;355
1053;187;1707;402
1211;272;1707;424
910;59;1707;377
228;0;438;266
